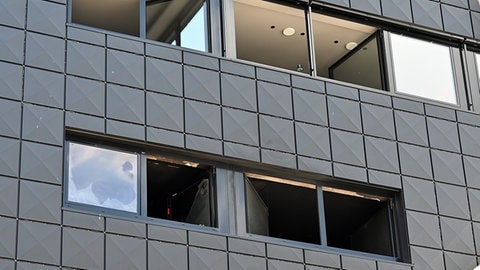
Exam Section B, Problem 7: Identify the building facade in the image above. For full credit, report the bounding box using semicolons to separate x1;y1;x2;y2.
2;0;480;269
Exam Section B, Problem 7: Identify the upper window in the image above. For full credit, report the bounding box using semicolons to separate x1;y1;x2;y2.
65;141;216;227
388;33;458;105
71;0;209;52
244;173;401;258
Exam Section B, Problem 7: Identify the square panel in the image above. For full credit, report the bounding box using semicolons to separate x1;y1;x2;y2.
221;73;257;111
19;180;61;224
148;241;187;270
411;0;443;30
25;32;65;72
331;129;365;167
66;76;105;116
259;115;295;153
398;143;432;179
0;0;26;28
17;220;61;265
406;211;442;248
0;99;21;138
24;67;64;108
365;136;399;173
185;100;221;139
328;97;362;133
0;26;25;64
0;62;23;100
67;41;105;81
106;234;146;270
107;49;144;89
469;189;480;222
440;216;475;254
62;227;104;270
0;136;20;177
20;141;62;185
395;110;428;146
146;92;183;131
464;155;480;189
444;251;477;270
146;57;183;96
459;124;480;157
22;104;64;145
427;118;460;152
381;0;413;22
410;246;445;270
431;149;465;185
295;122;330;160
107;84;145;124
402;176;437;213
258;81;293;119
27;0;66;37
184;66;220;103
442;4;473;36
362;103;395;139
436;182;470;219
223;108;258;146
293;89;327;126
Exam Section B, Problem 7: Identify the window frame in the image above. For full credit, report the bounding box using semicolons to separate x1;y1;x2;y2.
241;172;410;262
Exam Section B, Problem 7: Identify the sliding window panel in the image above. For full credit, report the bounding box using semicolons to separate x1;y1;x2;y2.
386;32;466;107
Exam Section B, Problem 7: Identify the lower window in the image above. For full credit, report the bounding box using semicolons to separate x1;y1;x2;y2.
245;173;399;258
65;141;216;227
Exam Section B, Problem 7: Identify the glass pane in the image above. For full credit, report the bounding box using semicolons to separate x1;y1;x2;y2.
234;0;310;74
389;33;457;104
71;0;140;36
311;11;379;89
146;0;208;52
67;142;138;213
329;34;382;89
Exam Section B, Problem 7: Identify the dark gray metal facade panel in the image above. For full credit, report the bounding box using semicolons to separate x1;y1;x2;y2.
20;141;63;185
0;99;21;138
189;247;228;270
62;227;104;270
148;241;188;270
67;40;106;81
444;251;477;270
229;253;266;270
0;62;23;100
221;73;257;111
0;0;26;28
25;32;65;73
189;231;227;250
295;122;331;160
381;0;413;22
406;211;442;248
107;35;144;55
66;76;105;116
365;136;399;173
293;89;328;126
411;0;443;30
17;220;61;265
328;96;362;133
0;217;16;259
440;216;475;254
184;65;221;103
106;218;146;238
0;176;18;217
0;136;20;177
258;81;293;119
342;255;377;270
228;237;266;257
304;250;341;268
26;0;66;37
0;26;25;64
106;49;145;89
145;57;183;96
223;107;259;146
402;176;438;213
146;91;184;131
19;179;61;224
362;103;396;140
106;234;146;270
148;224;188;244
24;67;65;109
62;211;105;231
106;84;145;124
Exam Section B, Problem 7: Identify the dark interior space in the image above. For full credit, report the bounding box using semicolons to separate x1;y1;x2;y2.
323;190;392;256
246;177;320;244
147;159;213;226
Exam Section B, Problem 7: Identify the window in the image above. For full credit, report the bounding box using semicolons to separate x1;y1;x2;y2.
387;33;458;104
245;173;402;258
65;141;216;227
67;142;139;213
70;0;210;52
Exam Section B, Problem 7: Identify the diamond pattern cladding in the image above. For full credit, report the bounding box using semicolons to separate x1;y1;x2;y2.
106;234;146;270
62;227;104;270
146;57;183;96
67;41;105;81
148;241;187;270
19;180;61;224
22;104;64;145
0;99;21;138
0;26;25;64
17;220;61;265
27;0;66;37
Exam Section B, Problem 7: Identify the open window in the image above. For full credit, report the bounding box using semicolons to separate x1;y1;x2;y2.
245;173;320;244
146;157;216;226
66;142;139;213
244;173;400;258
322;187;393;256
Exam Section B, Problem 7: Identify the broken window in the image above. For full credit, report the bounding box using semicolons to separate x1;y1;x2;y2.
66;142;139;213
245;173;398;257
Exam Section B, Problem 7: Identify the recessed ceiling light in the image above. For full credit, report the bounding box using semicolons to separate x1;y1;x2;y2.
345;41;358;50
282;27;295;36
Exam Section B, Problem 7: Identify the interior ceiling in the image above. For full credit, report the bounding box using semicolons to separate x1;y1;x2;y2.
234;0;376;76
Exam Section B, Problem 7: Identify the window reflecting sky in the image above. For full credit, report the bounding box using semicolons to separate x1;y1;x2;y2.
68;142;138;213
390;33;457;104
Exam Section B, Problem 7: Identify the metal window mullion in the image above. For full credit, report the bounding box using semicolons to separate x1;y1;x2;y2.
140;0;146;38
140;153;148;216
317;186;328;246
305;5;317;76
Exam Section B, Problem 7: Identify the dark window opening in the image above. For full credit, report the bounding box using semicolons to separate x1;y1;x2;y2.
147;158;215;226
323;188;393;256
245;174;320;244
